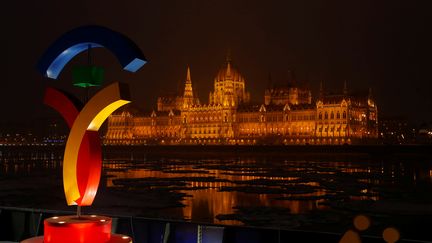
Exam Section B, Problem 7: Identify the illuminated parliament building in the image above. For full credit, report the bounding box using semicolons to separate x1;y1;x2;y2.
105;57;378;145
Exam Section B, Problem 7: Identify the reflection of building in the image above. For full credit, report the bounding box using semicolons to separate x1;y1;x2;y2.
103;161;324;221
105;57;378;145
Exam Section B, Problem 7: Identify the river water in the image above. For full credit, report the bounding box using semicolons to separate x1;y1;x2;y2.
1;147;432;240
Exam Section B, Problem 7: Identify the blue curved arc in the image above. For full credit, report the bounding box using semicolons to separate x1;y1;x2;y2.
37;25;147;80
46;43;102;79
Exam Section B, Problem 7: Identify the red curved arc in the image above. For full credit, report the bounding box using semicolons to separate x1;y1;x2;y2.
76;131;101;205
44;87;102;206
44;87;80;127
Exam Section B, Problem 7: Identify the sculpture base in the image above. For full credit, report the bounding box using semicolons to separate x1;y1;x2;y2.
22;234;131;243
21;215;132;243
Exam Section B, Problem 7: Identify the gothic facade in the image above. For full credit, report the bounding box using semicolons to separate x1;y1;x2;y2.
105;58;378;145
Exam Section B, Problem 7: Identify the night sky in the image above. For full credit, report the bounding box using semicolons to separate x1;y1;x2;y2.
1;1;431;125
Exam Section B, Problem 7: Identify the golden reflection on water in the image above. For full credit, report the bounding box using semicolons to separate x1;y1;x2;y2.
104;163;327;224
1;151;431;225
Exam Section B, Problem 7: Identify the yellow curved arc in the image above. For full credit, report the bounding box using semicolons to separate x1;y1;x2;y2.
63;82;130;205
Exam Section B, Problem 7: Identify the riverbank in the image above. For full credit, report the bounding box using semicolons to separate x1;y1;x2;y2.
1;144;431;157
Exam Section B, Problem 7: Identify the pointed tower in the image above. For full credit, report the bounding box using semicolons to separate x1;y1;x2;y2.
226;49;232;63
343;80;348;96
184;66;193;97
287;70;296;87
265;72;273;105
267;72;273;89
226;59;232;77
183;65;194;108
319;81;324;99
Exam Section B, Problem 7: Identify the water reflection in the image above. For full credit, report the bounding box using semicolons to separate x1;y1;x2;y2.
104;163;325;224
1;149;432;227
101;155;432;225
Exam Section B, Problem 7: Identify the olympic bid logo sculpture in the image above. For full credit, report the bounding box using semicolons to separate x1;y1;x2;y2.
37;25;146;207
44;84;129;206
22;25;147;243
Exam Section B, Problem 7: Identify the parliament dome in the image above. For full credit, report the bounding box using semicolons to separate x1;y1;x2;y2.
214;60;245;83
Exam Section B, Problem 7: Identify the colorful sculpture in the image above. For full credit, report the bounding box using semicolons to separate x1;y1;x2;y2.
44;83;130;206
22;25;146;243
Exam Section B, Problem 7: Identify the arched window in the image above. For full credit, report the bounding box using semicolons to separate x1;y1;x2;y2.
330;112;334;119
319;112;322;119
324;112;328;119
343;111;347;119
337;112;340;119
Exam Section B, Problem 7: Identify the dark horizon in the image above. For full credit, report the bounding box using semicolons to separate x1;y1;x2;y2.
2;1;431;125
